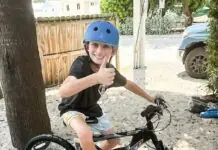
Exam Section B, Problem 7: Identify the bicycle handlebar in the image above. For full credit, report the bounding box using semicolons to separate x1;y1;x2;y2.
141;105;165;121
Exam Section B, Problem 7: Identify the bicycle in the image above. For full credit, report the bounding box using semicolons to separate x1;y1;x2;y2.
25;103;172;150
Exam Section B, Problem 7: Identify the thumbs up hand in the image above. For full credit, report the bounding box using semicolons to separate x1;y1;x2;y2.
96;56;115;86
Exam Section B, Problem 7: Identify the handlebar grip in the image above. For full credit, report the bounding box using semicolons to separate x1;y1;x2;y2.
141;105;162;118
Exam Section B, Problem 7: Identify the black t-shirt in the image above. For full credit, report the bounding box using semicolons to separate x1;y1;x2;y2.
58;56;127;117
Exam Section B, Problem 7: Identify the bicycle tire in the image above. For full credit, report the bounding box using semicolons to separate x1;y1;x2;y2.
24;134;75;150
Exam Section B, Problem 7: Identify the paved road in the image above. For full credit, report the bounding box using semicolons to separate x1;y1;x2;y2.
118;34;182;69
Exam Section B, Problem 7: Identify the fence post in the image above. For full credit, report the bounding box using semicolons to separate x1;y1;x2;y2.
115;17;120;71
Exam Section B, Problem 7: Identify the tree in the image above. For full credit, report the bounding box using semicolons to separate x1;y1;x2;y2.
100;0;133;22
100;0;179;23
147;0;207;27
148;0;178;16
100;0;207;26
206;0;218;99
182;0;207;27
0;0;51;149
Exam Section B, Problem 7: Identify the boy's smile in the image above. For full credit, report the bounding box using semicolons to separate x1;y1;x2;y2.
88;42;114;65
91;53;104;60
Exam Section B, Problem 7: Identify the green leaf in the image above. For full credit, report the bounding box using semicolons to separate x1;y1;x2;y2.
206;0;218;95
100;0;133;22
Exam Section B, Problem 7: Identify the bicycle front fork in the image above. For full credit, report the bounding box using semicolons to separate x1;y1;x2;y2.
153;140;165;150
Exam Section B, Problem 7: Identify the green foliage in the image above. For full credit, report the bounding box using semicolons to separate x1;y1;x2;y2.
100;0;206;25
187;0;208;12
100;0;133;23
119;10;185;35
100;0;207;24
146;9;185;34
110;0;207;34
148;0;180;16
206;0;218;95
119;17;133;35
148;0;208;26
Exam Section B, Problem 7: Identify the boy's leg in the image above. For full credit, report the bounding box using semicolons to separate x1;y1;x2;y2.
62;111;96;150
99;129;120;150
91;114;120;150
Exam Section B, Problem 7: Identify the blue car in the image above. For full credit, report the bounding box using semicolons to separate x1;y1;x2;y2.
178;22;209;78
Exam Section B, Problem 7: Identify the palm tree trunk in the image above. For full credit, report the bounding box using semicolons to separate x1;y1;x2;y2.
0;0;51;149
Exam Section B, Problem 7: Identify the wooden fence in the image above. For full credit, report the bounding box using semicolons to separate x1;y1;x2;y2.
35;14;118;87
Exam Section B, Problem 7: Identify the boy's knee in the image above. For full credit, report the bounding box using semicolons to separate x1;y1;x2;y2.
77;129;93;143
76;129;96;150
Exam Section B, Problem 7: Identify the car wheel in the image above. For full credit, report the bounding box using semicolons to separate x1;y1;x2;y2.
184;47;207;79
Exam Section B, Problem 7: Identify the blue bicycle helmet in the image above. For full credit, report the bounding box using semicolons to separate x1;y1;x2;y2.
84;20;119;48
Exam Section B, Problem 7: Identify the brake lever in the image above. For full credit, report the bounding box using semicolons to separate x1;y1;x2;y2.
157;102;168;110
155;105;164;115
157;110;163;116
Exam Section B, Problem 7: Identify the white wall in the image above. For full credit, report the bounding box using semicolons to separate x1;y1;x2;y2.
32;0;101;17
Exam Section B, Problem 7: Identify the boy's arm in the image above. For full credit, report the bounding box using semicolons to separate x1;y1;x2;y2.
59;56;115;98
124;80;155;103
59;74;98;98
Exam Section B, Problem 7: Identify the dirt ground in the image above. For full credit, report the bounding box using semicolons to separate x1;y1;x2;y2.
0;34;218;150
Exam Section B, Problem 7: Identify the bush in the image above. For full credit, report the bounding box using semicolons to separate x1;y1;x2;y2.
119;17;133;35
146;10;185;35
206;0;218;96
119;10;185;35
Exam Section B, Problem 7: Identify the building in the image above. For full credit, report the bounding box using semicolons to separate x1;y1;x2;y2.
32;0;101;17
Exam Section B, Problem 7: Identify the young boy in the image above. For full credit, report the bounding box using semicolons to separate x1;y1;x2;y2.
58;20;166;150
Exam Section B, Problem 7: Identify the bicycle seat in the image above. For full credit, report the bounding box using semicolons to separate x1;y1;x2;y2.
63;116;98;127
85;116;98;124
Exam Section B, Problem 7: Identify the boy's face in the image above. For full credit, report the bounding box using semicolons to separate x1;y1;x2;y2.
88;42;116;65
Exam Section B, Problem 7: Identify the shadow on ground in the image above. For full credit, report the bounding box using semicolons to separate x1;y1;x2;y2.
177;71;207;83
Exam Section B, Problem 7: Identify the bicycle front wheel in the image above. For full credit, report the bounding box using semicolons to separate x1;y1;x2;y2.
25;134;75;150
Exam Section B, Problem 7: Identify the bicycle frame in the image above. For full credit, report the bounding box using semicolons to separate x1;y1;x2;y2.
89;120;165;150
25;105;170;150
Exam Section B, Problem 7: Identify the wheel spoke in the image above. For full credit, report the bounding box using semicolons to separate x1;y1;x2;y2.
191;55;207;74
